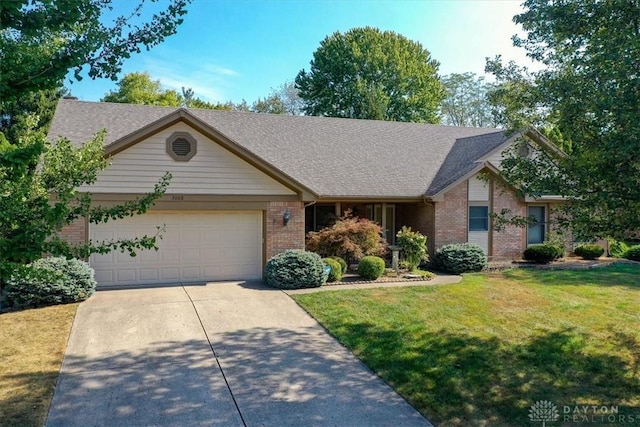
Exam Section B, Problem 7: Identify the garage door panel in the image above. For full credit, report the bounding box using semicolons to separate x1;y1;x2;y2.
90;210;263;286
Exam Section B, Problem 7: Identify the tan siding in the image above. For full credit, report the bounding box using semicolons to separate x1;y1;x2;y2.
468;175;489;201
468;231;489;254
80;123;296;195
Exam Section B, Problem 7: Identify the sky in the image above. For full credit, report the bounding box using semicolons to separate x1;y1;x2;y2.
67;0;535;104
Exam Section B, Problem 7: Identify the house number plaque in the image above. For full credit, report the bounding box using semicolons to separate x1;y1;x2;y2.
171;195;185;201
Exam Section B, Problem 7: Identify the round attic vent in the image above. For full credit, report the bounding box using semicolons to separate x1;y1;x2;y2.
166;132;196;161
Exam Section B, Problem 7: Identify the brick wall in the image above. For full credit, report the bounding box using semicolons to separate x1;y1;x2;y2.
433;181;468;250
399;203;436;255
265;201;305;260
430;177;529;260
59;217;87;246
491;181;527;259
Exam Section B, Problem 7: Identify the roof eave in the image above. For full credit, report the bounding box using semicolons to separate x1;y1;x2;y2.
103;108;319;201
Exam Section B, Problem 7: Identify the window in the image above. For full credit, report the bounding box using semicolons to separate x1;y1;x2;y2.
469;206;489;231
527;206;546;244
166;132;196;161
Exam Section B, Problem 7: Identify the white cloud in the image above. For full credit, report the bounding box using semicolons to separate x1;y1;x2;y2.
142;57;240;102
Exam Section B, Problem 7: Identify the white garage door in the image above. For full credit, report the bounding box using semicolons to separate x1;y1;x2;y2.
90;211;263;286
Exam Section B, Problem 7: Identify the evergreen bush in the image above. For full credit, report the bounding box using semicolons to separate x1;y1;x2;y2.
574;244;604;260
431;243;487;274
322;258;343;282
523;244;559;264
264;250;326;289
3;257;96;309
357;256;386;280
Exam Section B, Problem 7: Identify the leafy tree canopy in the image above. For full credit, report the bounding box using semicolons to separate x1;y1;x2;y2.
252;81;304;115
0;120;171;280
102;72;183;106
0;0;190;104
487;0;640;240
295;27;445;122
441;72;495;127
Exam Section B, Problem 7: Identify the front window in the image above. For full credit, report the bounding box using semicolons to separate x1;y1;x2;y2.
527;206;546;244
469;206;489;231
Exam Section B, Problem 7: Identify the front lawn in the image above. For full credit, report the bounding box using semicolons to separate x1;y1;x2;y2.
292;264;640;426
0;303;79;426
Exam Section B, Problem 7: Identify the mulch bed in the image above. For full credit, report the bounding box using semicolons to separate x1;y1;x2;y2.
487;256;636;271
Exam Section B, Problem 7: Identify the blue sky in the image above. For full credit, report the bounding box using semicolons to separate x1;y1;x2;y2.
68;0;534;104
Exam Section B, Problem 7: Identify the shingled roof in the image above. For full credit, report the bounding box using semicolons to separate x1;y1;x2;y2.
48;99;510;199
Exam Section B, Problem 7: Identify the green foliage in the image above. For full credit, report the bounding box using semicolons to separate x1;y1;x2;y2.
251;81;304;115
431;243;487;274
3;257;96;309
357;256;386;280
322;258;343;283
573;244;604;260
295;27;445;123
0;87;67;141
395;226;428;271
543;229;567;259
441;72;496;127
0;0;190;104
306;213;386;264
0;124;170;299
486;0;640;239
329;256;348;275
624;245;640;262
102;72;183;106
607;238;630;258
264;250;327;289
523;244;560;264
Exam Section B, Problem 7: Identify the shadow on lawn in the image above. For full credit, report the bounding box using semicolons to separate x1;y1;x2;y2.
336;323;640;426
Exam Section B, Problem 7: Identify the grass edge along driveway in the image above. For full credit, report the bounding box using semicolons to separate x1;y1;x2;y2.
0;303;79;427
292;264;640;426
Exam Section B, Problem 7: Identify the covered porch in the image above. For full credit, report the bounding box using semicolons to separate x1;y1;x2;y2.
304;201;436;254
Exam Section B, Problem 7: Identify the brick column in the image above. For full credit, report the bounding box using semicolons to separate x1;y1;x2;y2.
265;201;305;260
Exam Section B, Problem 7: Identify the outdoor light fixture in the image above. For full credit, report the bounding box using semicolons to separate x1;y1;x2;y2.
283;209;291;225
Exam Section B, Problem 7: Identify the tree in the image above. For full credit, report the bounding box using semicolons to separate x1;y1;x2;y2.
295;27;445;122
487;0;640;240
0;0;190;104
440;73;495;127
0;0;189;303
0;122;170;306
0;87;68;141
102;72;183;106
252;81;304;115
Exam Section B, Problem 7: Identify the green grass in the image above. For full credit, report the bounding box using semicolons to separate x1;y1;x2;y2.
293;264;640;426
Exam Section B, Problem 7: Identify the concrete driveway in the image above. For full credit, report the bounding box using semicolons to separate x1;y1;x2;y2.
46;281;432;426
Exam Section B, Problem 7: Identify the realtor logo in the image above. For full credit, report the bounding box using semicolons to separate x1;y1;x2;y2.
529;400;560;426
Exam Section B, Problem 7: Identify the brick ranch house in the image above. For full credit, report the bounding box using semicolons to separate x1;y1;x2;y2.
48;99;565;287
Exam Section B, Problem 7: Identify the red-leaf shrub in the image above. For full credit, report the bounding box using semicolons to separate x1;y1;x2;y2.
306;213;386;264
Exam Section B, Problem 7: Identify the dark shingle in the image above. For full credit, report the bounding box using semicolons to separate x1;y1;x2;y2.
48;99;508;198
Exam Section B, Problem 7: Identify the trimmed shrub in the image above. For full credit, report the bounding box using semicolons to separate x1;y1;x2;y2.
574;244;604;260
395;226;428;271
357;256;386;280
306;212;386;264
329;256;347;275
3;257;96;309
322;258;343;282
264;250;326;289
430;243;487;274
624;245;640;262
523;244;559;264
608;238;630;258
